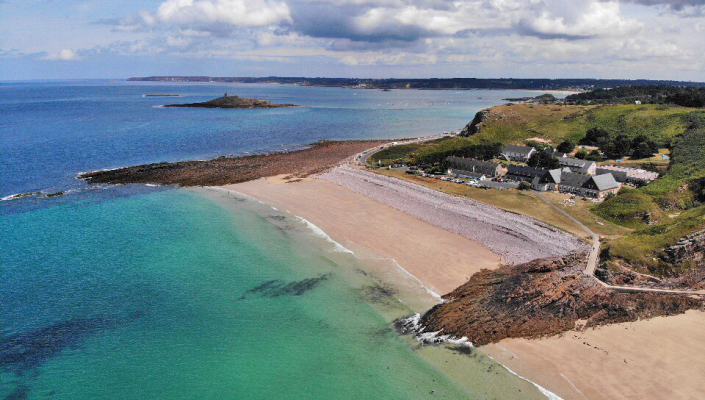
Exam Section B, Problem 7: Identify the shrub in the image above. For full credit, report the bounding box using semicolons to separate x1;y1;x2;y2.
556;140;575;153
518;181;532;191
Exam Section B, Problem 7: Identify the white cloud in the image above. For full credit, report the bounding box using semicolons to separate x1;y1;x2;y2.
42;49;81;61
518;1;641;39
149;0;291;28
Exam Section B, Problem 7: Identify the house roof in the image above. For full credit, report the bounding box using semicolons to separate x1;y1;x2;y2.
559;171;591;188
446;157;500;175
507;165;546;178
590;173;620;191
597;165;659;181
558;157;595;169
502;145;535;156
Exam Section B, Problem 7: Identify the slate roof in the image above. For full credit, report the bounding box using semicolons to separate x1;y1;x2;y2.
558;157;595;169
446;157;500;176
507;165;547;178
559;171;591;188
590;173;620;191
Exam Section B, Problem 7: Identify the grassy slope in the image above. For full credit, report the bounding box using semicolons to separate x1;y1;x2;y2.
374;104;705;276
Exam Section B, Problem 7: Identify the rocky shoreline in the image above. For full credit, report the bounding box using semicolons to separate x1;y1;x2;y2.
419;253;702;346
78;140;387;187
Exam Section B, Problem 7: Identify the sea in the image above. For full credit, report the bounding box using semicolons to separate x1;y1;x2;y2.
1;80;562;399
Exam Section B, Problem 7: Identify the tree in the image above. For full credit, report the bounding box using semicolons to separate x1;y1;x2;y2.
611;134;632;157
528;152;560;169
632;142;655;159
556;140;575;153
690;177;705;202
518;181;533;191
585;150;603;161
580;127;610;146
574;149;588;159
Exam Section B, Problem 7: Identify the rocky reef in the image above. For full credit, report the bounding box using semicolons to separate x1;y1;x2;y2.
78;140;387;187
420;253;701;346
164;94;296;108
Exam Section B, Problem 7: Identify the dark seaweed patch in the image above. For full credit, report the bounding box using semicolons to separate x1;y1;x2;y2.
3;384;30;400
240;274;331;299
0;316;129;377
356;284;398;306
266;215;287;221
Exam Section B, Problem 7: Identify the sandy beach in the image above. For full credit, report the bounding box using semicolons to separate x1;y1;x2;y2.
221;175;502;296
220;168;704;400
485;309;705;400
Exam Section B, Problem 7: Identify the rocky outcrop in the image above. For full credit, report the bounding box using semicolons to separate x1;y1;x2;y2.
459;109;493;136
420;253;701;346
165;94;296;108
661;229;705;264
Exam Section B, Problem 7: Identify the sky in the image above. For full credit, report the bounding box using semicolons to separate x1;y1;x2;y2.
1;0;704;80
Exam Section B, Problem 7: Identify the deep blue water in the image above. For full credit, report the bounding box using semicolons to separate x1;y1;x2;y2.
1;80;548;198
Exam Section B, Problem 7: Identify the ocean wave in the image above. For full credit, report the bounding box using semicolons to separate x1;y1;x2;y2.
398;314;564;400
294;216;355;255
388;259;442;300
498;363;564;400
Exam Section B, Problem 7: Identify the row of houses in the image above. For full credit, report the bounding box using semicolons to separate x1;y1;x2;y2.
501;144;598;174
446;156;621;199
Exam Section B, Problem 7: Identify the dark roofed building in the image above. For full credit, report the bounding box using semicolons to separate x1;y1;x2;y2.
506;165;547;182
446;157;503;177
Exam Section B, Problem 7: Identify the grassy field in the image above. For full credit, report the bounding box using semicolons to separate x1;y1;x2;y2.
375;169;594;240
374;104;697;167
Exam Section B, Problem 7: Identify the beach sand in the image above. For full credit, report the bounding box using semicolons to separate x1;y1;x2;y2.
221;176;502;296
485;309;705;400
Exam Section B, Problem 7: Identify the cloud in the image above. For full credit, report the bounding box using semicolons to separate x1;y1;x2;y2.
147;0;291;29
621;0;705;11
517;1;640;39
42;49;81;61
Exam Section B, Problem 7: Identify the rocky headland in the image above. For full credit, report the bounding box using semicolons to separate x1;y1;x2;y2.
164;94;296;108
419;253;702;346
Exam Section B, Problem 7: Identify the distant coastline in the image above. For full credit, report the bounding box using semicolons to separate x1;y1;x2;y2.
127;76;705;92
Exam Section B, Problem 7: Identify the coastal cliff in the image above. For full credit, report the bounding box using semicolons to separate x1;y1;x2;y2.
165;94;296;109
420;253;701;345
459;109;492;136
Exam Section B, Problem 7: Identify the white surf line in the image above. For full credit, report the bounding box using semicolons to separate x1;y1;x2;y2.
294;215;355;255
560;374;587;400
388;259;443;300
496;344;520;360
488;358;564;400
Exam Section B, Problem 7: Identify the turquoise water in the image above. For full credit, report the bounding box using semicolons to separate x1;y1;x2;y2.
1;189;461;399
1;82;556;399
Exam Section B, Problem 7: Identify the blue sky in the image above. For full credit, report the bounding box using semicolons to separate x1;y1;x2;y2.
1;0;704;80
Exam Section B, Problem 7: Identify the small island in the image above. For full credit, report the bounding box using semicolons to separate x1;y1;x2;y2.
164;93;297;109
